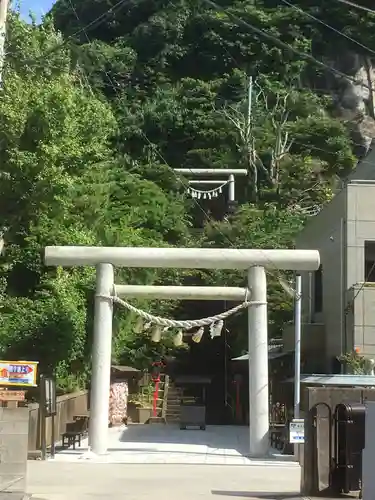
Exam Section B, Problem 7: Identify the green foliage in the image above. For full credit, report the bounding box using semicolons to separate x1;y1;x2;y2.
0;12;191;390
2;0;369;389
196;204;305;342
338;351;374;375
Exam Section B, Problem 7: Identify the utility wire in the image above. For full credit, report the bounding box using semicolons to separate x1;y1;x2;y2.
7;0;132;62
335;0;375;15
202;0;375;92
62;0;294;283
53;0;375;305
280;0;375;57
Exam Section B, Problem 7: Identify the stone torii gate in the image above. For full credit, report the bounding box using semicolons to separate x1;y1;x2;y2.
44;246;320;458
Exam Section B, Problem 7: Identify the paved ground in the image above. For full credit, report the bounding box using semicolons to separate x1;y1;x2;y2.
27;461;301;500
51;424;298;466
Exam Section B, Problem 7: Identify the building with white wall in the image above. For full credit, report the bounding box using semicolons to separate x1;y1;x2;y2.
283;141;375;372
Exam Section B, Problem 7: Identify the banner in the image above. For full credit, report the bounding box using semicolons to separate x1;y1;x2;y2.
0;361;38;387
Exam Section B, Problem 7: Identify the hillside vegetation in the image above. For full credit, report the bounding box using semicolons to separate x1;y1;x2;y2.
0;0;373;389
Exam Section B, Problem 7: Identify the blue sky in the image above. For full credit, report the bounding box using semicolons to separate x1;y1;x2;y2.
14;0;56;22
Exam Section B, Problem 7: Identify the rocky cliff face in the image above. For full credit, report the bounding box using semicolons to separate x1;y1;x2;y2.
329;52;375;159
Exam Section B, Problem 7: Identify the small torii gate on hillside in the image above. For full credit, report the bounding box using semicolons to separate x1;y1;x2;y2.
44;246;320;458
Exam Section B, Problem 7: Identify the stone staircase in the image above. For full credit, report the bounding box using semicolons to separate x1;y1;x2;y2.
165;384;182;423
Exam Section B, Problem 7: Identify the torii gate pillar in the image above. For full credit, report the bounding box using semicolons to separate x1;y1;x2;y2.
89;263;114;455
248;265;268;456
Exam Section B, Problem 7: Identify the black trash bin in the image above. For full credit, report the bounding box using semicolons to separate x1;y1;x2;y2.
331;402;366;495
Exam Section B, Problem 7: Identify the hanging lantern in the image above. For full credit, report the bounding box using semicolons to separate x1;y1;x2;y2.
151;325;162;343
174;330;183;347
134;317;144;334
192;326;204;343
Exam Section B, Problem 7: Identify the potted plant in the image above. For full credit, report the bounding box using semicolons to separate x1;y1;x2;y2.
338;350;375;375
128;389;154;424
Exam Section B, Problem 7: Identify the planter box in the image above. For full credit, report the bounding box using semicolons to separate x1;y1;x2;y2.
127;402;138;423
138;407;153;424
180;404;206;430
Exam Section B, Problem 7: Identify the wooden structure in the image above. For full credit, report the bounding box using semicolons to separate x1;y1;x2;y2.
175;375;211;430
0;389;26;408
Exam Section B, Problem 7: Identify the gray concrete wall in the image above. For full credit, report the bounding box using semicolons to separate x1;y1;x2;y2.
283;323;326;371
293;178;375;366
346;144;375;182
0;407;29;500
296;188;347;367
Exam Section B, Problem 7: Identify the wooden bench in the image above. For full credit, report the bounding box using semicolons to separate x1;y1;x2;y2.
62;430;82;450
73;414;90;435
61;420;85;450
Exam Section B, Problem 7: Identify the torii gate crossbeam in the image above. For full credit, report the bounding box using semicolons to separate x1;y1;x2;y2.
44;246;319;458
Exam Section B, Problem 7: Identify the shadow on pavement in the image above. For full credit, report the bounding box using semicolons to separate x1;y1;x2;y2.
211;492;301;499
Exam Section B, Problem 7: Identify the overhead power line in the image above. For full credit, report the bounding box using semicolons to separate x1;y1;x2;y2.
335;0;375;15
280;0;375;57
17;0;133;63
202;0;375;91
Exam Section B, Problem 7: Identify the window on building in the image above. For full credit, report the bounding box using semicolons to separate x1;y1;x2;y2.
314;265;323;313
364;241;375;282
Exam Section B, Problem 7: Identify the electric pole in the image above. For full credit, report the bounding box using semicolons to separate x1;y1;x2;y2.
0;0;9;88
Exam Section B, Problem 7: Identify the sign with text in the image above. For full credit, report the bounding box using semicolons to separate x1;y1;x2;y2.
0;390;25;401
289;418;305;443
0;361;38;387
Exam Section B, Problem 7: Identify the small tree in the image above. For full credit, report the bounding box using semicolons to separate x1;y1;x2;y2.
220;78;293;200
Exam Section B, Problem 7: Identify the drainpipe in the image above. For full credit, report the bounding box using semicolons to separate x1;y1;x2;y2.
341;216;348;370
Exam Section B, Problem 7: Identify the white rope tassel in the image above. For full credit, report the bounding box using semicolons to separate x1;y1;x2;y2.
151;325;162;342
192;326;204;343
174;330;184;347
112;294;251;330
210;320;224;339
187;181;228;200
134;317;144;334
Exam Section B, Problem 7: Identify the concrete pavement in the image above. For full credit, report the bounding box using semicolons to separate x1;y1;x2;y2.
51;424;298;466
27;461;301;500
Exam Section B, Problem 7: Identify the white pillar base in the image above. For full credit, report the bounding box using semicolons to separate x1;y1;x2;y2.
88;263;114;456
248;265;270;457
